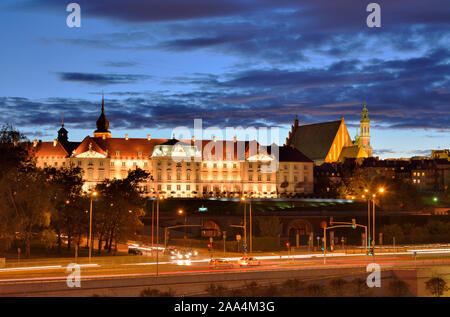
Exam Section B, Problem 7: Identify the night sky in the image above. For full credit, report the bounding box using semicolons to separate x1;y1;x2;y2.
0;0;448;158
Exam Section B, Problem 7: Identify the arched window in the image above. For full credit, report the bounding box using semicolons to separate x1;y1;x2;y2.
201;220;221;238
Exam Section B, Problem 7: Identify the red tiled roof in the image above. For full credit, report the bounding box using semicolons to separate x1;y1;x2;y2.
34;141;69;158
73;136;169;159
71;136;271;161
181;139;265;161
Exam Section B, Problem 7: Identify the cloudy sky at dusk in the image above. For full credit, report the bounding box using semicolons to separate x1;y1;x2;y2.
0;0;448;159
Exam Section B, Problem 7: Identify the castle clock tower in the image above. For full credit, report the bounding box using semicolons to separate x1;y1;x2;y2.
93;93;112;139
57;116;68;145
359;102;372;157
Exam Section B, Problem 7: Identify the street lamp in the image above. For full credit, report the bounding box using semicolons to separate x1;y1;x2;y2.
178;209;187;247
364;189;371;251
363;187;385;253
373;187;385;248
88;191;98;262
156;195;163;276
249;198;252;254
241;196;247;252
240;196;253;254
151;198;155;252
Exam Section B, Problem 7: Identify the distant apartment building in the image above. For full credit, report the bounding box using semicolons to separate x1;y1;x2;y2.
361;157;450;193
431;149;450;161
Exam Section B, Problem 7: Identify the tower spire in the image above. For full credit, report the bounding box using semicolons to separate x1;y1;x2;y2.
57;114;68;144
359;102;372;156
94;92;111;138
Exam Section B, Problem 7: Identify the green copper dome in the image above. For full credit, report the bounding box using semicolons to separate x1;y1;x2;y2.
360;102;370;122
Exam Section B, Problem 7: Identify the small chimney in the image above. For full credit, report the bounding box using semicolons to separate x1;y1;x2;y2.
147;134;151;141
53;139;57;147
33;139;37;147
213;136;216;142
233;136;237;143
191;136;195;142
125;134;129;140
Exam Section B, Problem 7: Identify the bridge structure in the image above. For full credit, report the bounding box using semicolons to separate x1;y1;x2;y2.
141;197;433;250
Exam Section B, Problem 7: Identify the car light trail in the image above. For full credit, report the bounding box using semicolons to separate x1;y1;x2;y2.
0;265;63;272
407;248;450;253
0;263;100;273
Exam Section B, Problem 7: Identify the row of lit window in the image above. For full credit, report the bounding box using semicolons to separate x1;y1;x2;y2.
110;161;149;168
114;150;143;158
157;160;243;169
43;161;66;167
155;184;276;192
157;184;198;191
156;161;202;167
249;174;272;181
412;172;425;177
156;172;200;181
72;160;151;168
155;172;276;182
203;162;239;169
281;174;303;183
283;164;309;170
317;172;340;176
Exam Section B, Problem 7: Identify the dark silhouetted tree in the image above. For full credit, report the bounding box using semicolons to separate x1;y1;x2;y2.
426;277;448;297
388;278;409;297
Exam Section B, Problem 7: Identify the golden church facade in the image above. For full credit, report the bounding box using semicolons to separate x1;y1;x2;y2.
285;103;373;165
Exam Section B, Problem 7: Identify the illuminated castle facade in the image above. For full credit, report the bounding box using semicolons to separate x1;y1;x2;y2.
32;97;314;198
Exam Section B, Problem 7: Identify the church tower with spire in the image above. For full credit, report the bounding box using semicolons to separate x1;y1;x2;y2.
93;93;112;139
359;102;372;156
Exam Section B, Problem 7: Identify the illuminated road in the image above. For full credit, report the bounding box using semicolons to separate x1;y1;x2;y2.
0;249;449;296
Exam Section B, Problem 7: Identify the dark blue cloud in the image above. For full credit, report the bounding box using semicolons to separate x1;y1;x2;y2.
56;72;151;85
2;47;449;132
19;0;450;25
3;0;449;143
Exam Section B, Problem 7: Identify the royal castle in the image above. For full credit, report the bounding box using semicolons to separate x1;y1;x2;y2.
32;98;372;198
